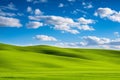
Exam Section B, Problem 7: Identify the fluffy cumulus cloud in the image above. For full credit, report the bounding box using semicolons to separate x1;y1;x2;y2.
95;7;120;23
77;17;95;24
83;36;120;49
0;2;22;28
27;7;43;15
27;6;32;13
34;9;43;15
83;36;110;45
78;25;94;31
57;36;120;49
35;35;57;41
26;21;43;29
82;2;93;9
0;16;22;27
29;14;95;34
58;3;64;8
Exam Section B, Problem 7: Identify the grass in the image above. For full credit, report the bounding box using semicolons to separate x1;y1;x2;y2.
0;43;120;80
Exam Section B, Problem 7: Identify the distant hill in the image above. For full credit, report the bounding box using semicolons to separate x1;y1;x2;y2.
0;43;120;80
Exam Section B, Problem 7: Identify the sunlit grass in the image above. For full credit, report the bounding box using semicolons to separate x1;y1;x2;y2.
0;43;120;80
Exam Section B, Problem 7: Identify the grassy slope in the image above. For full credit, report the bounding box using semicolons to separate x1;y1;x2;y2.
0;43;120;80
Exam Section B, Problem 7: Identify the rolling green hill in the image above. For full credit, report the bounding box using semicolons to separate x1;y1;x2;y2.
0;43;120;80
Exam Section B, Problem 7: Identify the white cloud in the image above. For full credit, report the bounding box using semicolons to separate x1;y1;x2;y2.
77;17;95;31
86;4;93;9
82;36;120;49
58;3;64;8
26;21;43;29
35;9;43;15
0;16;22;27
0;2;17;11
78;17;95;24
29;15;95;34
0;4;22;28
27;6;33;13
41;15;80;34
71;9;87;15
83;36;110;45
94;8;115;18
8;2;17;10
0;10;16;17
78;25;94;31
82;2;93;9
56;42;86;48
108;39;120;45
0;9;24;17
56;36;120;49
17;13;24;16
35;35;57;41
112;46;120;49
114;32;120;37
95;7;120;23
27;7;43;15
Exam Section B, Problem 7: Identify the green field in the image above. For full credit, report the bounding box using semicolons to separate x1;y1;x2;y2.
0;43;120;80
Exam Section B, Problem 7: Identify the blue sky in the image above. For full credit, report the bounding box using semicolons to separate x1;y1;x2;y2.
0;0;120;49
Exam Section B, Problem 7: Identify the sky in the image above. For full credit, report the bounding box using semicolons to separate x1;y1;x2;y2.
0;0;120;49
